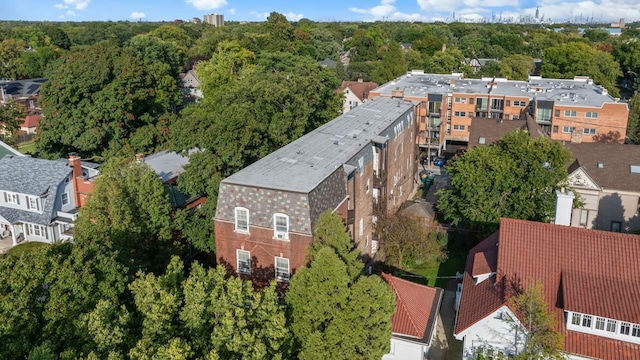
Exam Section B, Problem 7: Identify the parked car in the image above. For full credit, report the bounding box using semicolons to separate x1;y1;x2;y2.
434;157;446;166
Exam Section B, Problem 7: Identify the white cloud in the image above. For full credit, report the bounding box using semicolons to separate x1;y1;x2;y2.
130;12;146;19
229;8;235;15
381;0;396;4
185;0;227;11
284;12;305;21
65;10;77;16
63;0;90;10
350;0;429;21
58;15;65;19
53;3;68;9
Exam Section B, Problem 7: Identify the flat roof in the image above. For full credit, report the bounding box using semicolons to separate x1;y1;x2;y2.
222;97;415;193
372;72;624;108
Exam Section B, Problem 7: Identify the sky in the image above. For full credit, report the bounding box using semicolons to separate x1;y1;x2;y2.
1;0;639;23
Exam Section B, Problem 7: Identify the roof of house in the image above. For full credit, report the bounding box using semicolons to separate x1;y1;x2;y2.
0;78;47;99
468;114;546;147
455;218;640;359
339;80;379;102
565;143;640;193
398;199;435;220
319;58;337;68
142;149;196;183
381;273;443;342
222;97;415;193
371;72;626;109
0;155;71;196
21;114;42;129
0;140;23;159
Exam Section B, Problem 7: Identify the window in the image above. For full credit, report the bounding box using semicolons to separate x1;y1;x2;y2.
26;223;48;240
61;193;69;206
513;115;520;120
633;325;640;337
583;128;596;135
359;218;364;236
236;249;251;275
571;313;582;325
607;319;618;333
553;126;559;133
564;110;577;117
582;314;592;328
27;196;40;211
506;100;511;107
454;111;466;117
366;178;370;193
235;207;249;233
586;111;599;119
554;109;560;117
536;108;552;122
364;235;369;248
4;192;19;205
275;257;290;281
453;125;466;131
469;98;475;105
514;100;527;107
621;322;631;335
454;97;466;104
563;126;576;133
273;214;289;240
580;209;588;226
595;317;605;330
611;221;622;233
479;137;486;145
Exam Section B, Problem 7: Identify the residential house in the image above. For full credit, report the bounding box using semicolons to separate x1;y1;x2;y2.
178;69;203;101
454;217;640;359
140;150;206;210
382;273;443;360
463;57;499;74
0;153;98;249
214;97;419;281
339;80;378;113
565;143;640;233
20;114;42;135
400;43;412;51
0;78;47;113
319;58;337;69
0;139;22;159
467;114;546;148
369;71;629;156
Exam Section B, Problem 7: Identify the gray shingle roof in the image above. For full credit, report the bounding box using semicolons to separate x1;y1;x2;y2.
565;143;640;193
0;155;71;195
222;97;415;193
0;184;57;226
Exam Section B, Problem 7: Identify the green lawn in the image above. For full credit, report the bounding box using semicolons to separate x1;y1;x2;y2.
409;247;467;288
7;242;49;257
18;140;36;155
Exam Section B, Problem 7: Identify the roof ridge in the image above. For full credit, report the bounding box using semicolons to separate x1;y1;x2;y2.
382;273;423;338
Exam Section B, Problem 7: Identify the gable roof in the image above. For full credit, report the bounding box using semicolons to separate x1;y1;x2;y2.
339;80;378;102
455;218;640;359
319;58;337;68
468;114;546;148
381;273;443;342
565;143;640;193
0;155;71;195
21;114;42;129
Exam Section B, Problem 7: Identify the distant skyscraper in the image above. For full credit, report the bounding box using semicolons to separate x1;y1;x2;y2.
203;13;224;27
535;6;539;19
453;11;455;20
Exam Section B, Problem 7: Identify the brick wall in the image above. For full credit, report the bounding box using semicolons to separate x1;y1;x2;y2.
550;102;629;143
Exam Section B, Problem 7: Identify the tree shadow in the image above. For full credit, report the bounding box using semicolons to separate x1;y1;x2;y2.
591;193;627;232
593;131;623;143
217;256;288;293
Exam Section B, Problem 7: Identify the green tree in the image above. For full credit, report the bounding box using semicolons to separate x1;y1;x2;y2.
426;48;466;74
0;100;24;146
499;54;535;81
437;130;572;234
127;34;186;77
37;42;180;159
0;38;27;79
478;60;501;78
286;247;395;360
510;284;564;359
628;94;640;144
42;25;71;50
151;24;193;50
542;42;621;97
372;42;406;84
347;61;374;82
308;211;363;279
19;46;60;78
263;12;297;53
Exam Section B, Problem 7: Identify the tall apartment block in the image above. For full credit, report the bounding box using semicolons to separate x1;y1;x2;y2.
203;13;224;27
369;71;629;156
214;97;419;281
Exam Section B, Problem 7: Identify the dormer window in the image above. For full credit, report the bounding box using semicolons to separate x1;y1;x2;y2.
4;192;19;205
27;196;40;211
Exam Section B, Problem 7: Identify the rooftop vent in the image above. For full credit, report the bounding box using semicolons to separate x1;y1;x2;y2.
597;162;604;169
333;140;339;145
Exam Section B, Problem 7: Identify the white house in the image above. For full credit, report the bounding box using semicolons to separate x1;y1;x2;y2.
338;80;378;113
382;273;443;360
454;217;640;359
0;153;99;250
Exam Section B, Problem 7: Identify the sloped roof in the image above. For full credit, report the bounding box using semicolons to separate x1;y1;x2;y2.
0;140;23;158
468;114;546;148
0;78;47;98
565;143;640;193
142;150;195;183
339;80;378;102
21;114;42;128
398;200;435;219
0;155;71;195
319;58;337;68
455;218;640;359
382;273;443;342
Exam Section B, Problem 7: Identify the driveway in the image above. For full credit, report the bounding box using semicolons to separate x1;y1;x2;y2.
429;279;463;360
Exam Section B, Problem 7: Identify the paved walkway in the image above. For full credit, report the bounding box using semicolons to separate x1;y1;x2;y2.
429;279;463;360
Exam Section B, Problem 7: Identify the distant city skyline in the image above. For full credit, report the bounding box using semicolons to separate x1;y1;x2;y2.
0;0;638;24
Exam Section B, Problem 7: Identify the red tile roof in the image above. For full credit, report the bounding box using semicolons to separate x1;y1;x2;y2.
381;273;443;341
455;218;640;359
21;114;42;128
339;81;378;102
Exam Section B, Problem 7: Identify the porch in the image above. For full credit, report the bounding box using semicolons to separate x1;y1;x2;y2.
0;231;25;254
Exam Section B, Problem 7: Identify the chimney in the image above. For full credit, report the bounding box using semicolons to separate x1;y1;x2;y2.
357;78;363;83
69;152;83;207
554;188;575;226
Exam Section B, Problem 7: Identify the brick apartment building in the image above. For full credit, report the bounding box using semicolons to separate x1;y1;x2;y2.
369;71;629;157
214;97;419;281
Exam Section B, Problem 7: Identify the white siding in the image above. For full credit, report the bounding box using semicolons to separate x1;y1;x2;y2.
383;337;428;360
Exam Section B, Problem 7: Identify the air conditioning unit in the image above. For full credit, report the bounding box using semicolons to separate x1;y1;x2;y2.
276;233;286;240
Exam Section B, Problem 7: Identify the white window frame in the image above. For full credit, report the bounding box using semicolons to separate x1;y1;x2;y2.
26;223;49;240
454;111;466;117
563;126;576;133
366;178;370;193
4;192;19;205
586;111;599;119
583;128;596;135
453;124;466;131
564;110;577;117
61;192;69;206
236;249;251;275
234;207;250;233
275;256;290;281
359;218;364;236
454;97;466;104
27;196;40;211
273;213;289;240
580;209;588;226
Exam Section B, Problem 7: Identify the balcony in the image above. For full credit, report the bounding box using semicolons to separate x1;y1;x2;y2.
373;175;387;188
